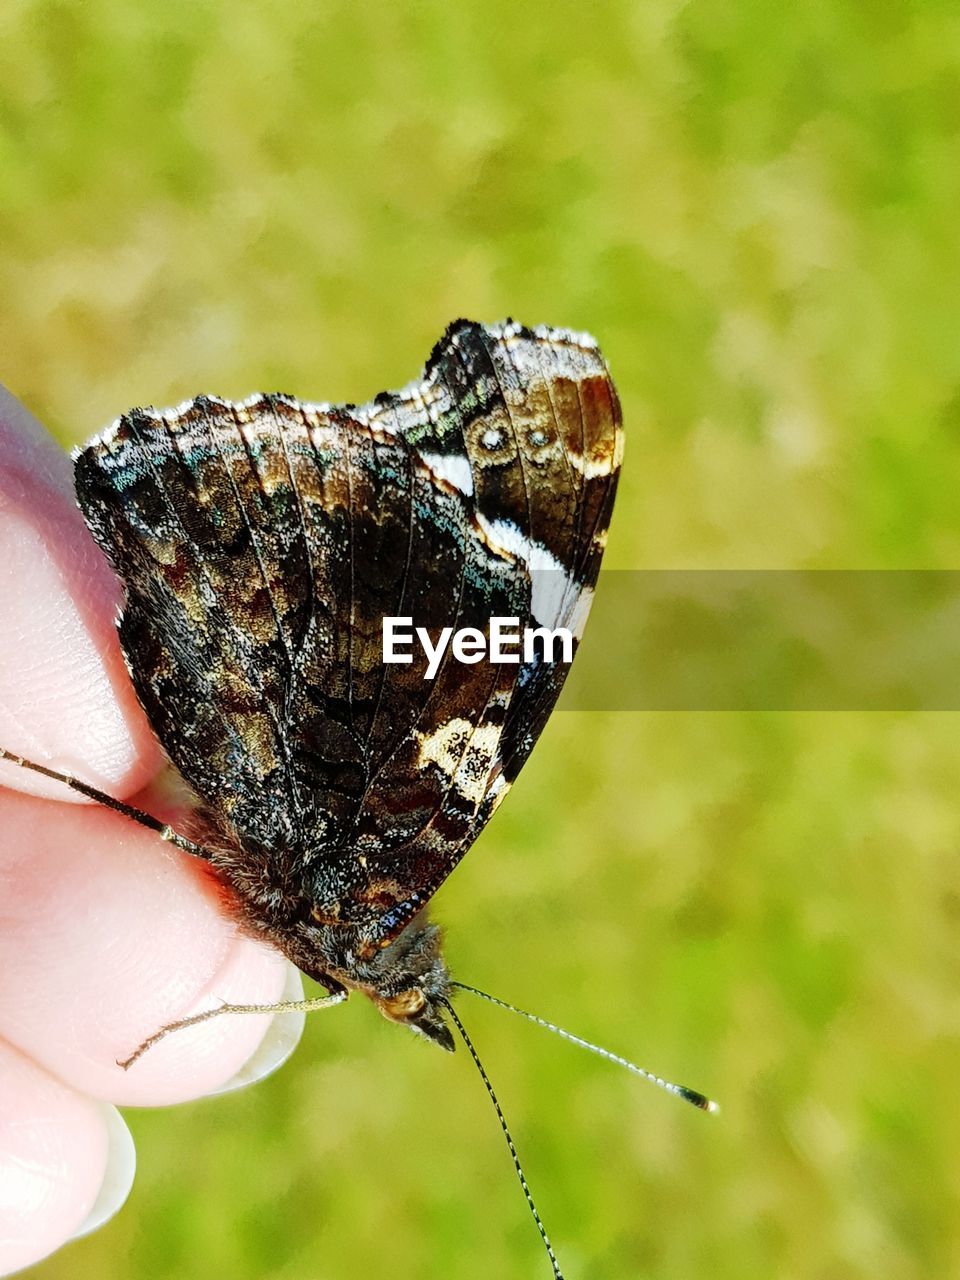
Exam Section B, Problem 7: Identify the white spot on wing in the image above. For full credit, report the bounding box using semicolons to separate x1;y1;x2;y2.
415;718;474;775
474;514;593;635
414;717;504;807
419;451;474;496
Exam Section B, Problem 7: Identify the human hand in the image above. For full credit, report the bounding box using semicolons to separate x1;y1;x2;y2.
0;386;304;1275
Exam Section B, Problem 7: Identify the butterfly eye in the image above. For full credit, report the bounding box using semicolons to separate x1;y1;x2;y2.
379;988;427;1020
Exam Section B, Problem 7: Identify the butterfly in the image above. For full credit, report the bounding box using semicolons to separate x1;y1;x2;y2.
71;317;622;1045
3;320;712;1278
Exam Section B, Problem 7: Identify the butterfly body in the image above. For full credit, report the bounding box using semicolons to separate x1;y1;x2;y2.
72;320;622;1049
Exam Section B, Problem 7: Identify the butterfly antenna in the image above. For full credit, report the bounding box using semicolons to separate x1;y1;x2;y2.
451;982;718;1114
438;996;565;1280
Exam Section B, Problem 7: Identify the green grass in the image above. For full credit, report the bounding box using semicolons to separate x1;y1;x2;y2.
4;2;960;1277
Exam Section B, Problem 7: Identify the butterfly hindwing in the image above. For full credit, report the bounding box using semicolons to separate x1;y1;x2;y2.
74;320;622;941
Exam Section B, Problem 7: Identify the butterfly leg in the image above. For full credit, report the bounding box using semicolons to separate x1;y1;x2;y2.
118;988;349;1069
0;747;211;859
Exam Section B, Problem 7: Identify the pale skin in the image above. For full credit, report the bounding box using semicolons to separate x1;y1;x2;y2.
0;387;300;1275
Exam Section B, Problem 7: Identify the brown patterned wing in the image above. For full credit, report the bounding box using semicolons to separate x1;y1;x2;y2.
73;320;622;942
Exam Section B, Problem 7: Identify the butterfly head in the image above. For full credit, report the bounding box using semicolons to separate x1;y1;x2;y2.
366;915;455;1052
309;911;456;1052
374;984;454;1052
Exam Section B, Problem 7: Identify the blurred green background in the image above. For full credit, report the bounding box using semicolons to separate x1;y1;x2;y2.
4;1;960;1277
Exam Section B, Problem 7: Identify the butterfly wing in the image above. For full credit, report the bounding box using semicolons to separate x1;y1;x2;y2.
74;320;622;940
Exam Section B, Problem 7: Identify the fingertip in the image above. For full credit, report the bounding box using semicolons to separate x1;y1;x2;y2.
0;1042;113;1277
0;792;293;1106
0;384;161;803
67;1105;136;1242
107;929;294;1106
206;963;306;1096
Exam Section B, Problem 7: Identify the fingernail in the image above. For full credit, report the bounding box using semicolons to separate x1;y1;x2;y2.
69;1105;136;1240
208;963;306;1095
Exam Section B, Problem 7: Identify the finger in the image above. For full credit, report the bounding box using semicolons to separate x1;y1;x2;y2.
0;385;161;801
0;1039;114;1276
0;786;295;1105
